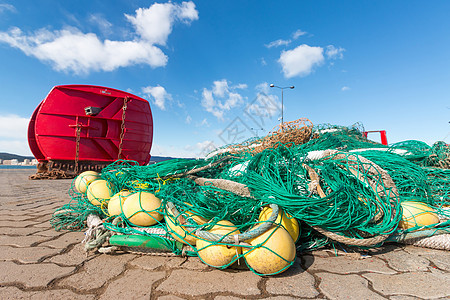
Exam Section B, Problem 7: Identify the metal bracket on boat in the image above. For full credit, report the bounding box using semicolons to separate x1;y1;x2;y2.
84;106;102;116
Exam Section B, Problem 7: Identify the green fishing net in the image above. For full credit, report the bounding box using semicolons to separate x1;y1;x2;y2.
51;123;450;275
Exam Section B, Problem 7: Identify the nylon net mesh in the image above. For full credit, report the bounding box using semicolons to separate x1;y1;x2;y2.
51;120;450;275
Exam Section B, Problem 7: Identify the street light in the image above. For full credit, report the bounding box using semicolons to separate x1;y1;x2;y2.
270;83;294;129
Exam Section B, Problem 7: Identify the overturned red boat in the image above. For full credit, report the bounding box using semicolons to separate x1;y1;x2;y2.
28;85;153;179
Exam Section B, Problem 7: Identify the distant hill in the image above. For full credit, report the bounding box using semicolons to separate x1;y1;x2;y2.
0;152;187;163
149;156;176;163
0;153;34;161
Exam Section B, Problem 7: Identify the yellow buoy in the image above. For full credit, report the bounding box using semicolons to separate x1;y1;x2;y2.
74;171;100;194
398;201;440;229
196;220;242;268
259;206;300;242
165;205;209;245
122;191;163;226
107;190;132;216
244;225;296;275
86;179;114;206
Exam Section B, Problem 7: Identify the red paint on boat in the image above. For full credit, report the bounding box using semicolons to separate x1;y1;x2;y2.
28;85;153;166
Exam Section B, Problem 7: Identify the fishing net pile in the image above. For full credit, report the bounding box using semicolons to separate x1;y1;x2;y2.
51;119;450;276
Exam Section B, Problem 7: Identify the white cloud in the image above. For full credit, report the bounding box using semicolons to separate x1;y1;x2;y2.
255;82;270;94
195;140;213;150
88;14;113;36
326;45;345;60
198;118;209;127
0;1;198;74
247;83;281;118
265;29;307;48
201;79;245;120
150;143;193;158
212;79;228;98
261;57;267;66
151;139;212;158
278;44;324;78
265;39;291;48
0;114;32;155
125;1;198;46
0;3;16;14
233;83;248;90
185;115;192;124
292;29;307;39
142;85;172;110
0;114;28;139
341;86;350;91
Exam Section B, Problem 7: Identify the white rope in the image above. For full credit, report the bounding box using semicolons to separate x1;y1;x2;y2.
401;234;450;251
349;148;411;156
82;214;103;244
305;150;326;161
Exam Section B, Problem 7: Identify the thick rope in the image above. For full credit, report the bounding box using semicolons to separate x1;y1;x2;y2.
304;160;392;246
183;203;279;243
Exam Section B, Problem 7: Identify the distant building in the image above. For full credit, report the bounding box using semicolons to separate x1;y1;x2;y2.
3;160;11;165
0;159;2;164
31;159;38;165
24;159;31;165
11;159;19;165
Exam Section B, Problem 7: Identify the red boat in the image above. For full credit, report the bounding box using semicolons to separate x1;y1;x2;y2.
28;85;153;178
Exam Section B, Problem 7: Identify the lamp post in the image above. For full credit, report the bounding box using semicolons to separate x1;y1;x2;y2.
270;83;294;129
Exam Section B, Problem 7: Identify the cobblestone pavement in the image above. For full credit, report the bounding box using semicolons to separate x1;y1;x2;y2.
0;169;449;299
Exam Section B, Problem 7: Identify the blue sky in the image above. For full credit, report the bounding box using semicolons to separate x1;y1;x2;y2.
0;1;449;157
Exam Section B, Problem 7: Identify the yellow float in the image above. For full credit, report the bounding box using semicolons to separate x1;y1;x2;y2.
165;204;209;245
107;190;132;216
259;206;300;242
122;191;163;226
196;220;241;268
86;179;114;206
398;201;439;229
74;171;100;194
243;225;296;275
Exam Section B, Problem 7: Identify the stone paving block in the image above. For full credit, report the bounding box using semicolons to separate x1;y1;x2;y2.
214;297;305;300
0;210;34;217
34;228;65;237
57;253;135;291
317;272;385;300
303;254;397;274
0;214;35;221
389;296;422;300
46;243;90;266
265;261;319;298
363;272;450;299
30;215;52;222
0;220;41;227
0;286;95;299
305;249;332;257
182;256;211;270
27;205;62;215
0;245;60;263
1;227;43;235
29;221;52;228
157;269;261;296
375;249;431;272
0;261;75;288
158;295;187;300
263;297;310;300
403;246;450;272
0;234;49;247
38;231;83;249
99;268;165;299
129;254;182;271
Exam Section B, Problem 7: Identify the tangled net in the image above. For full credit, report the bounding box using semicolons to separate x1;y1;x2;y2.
51;119;450;276
210;118;313;156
